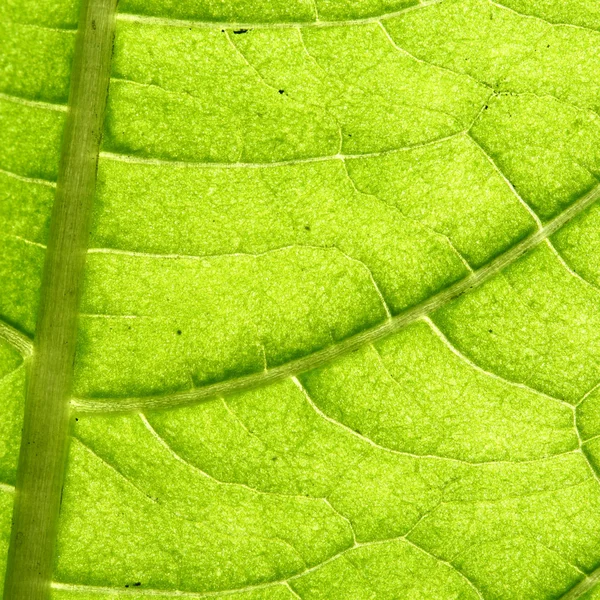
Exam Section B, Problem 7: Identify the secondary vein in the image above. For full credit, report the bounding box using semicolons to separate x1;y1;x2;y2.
71;181;600;414
0;319;33;357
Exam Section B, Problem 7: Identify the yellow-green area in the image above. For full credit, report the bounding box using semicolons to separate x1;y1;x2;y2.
4;0;600;599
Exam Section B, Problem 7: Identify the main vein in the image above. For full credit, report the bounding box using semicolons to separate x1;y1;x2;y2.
559;564;600;600
3;0;118;598
72;181;600;414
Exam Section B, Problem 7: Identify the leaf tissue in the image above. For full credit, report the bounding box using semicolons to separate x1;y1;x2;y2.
2;0;600;598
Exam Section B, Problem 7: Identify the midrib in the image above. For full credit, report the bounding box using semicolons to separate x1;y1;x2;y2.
3;0;118;598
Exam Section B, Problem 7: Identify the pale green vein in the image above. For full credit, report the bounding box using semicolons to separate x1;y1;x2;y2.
115;0;445;30
465;133;543;228
402;538;484;599
466;129;600;296
0;167;57;187
546;239;600;293
0;319;33;357
99;131;463;167
74;436;170;505
284;582;303;600
578;382;600;407
0;91;67;113
1;233;47;250
340;157;474;274
50;580;289;597
378;20;493;96
559;565;600;600
423;316;575;410
72;182;600;413
0;363;24;388
295;376;578;467
3;21;78;34
489;0;600;35
139;412;327;501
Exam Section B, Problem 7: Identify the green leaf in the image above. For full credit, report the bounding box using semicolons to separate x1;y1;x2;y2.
3;0;600;598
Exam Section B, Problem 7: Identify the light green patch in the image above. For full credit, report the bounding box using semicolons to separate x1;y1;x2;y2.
74;247;391;398
345;133;536;266
89;158;466;314
0;339;25;485
54;434;349;592
0;150;55;338
553;202;600;288
0;490;14;595
3;0;600;597
0;99;65;181
0;0;79;28
146;378;440;542
301;320;577;462
434;244;600;402
497;0;600;30
386;0;600;113
117;0;316;24
0;22;75;104
292;540;480;599
233;22;489;156
0;237;45;335
0;172;54;244
470;94;600;220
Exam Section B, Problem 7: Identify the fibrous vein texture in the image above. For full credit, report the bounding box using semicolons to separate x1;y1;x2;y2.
3;0;600;599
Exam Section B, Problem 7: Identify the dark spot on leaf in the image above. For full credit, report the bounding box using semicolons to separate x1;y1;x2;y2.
134;583;141;587
272;456;278;461
233;29;248;34
488;329;493;333
279;89;284;94
75;418;79;422
484;105;488;109
304;225;311;231
91;19;96;30
177;330;182;335
125;585;129;588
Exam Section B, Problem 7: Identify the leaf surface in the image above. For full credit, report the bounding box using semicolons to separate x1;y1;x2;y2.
3;0;600;598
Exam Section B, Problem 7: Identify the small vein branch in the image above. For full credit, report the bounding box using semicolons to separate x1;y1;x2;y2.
0;319;33;357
